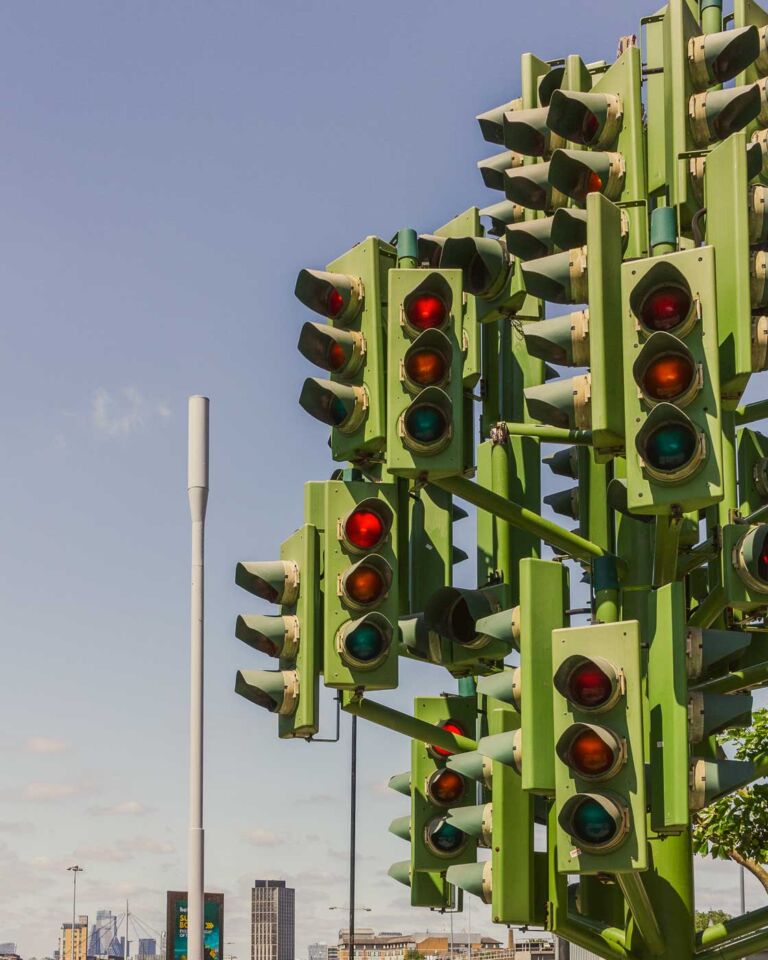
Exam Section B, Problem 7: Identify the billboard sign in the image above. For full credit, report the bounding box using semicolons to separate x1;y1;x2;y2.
166;892;224;960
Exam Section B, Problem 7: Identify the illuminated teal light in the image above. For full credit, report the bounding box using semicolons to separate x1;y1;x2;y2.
345;622;384;663
405;405;447;443
645;423;696;471
572;799;616;845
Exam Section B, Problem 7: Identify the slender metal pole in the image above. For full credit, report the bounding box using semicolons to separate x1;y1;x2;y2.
349;714;357;960
187;396;209;960
740;864;746;915
68;865;83;960
124;899;129;960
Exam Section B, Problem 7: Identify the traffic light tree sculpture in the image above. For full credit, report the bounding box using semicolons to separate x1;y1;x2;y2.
234;3;768;959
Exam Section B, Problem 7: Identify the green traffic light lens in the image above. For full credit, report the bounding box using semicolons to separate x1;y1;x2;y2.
404;405;447;444
427;818;466;855
644;422;697;472
344;622;385;663
572;798;617;845
329;396;350;426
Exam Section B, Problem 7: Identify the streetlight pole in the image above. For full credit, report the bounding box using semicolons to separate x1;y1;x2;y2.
67;865;84;960
349;715;357;960
187;396;209;960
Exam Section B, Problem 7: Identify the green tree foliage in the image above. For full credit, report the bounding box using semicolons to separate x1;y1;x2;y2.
693;708;768;892
695;910;732;932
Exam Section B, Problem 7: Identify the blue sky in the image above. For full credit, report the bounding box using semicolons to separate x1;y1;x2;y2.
0;2;763;958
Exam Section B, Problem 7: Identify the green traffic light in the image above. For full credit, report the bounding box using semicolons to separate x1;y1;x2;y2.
644;422;697;472
572;797;616;845
345;621;386;663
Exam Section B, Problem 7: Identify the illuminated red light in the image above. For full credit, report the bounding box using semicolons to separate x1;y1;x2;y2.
431;721;465;758
429;769;465;804
568;663;613;709
345;509;385;550
326;287;345;317
640;286;692;332
406;294;447;331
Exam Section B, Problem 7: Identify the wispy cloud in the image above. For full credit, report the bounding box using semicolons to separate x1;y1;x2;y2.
17;782;83;802
91;387;171;437
243;829;284;847
90;800;152;817
0;821;35;834
24;737;69;754
74;837;175;862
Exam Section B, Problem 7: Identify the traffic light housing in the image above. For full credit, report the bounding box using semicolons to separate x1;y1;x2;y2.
621;246;723;515
297;237;395;462
522;193;626;459
322;479;399;690
410;695;478;874
552;621;647;873
235;520;321;739
648;582;753;834
386;269;467;479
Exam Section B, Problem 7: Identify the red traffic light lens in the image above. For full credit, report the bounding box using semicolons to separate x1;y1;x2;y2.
581;111;600;144
405;349;447;387
345;565;385;605
428;769;466;805
587;171;603;194
640;285;692;332
568;662;614;709
759;543;768;582
641;354;695;401
572;798;617;845
344;509;386;550
326;287;345;317
569;729;616;777
406;294;447;331
431;721;465;758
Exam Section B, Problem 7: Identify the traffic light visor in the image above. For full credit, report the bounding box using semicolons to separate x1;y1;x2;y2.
439;236;509;299
547;90;622;148
294;268;363;324
297;322;364;376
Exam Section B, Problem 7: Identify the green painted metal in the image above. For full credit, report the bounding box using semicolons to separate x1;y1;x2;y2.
504;421;593;444
322;479;399;690
433;474;606;563
235;517;321;739
297;237;395;462
386;268;466;479
410;695;478;872
552;620;647;873
735;398;768;424
697;926;768;960
697;904;768;948
737;427;768;515
693;659;768;694
342;692;477;752
616;873;664;956
520;558;568;794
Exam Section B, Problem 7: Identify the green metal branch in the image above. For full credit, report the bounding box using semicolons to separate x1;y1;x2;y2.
555;919;634;960
341;693;477;753
697;905;768;949
696;925;768;960
688;587;728;628
676;537;720;579
654;514;683;587
617;873;665;956
502;420;593;445
692;660;768;695
734;399;768;426
432;475;606;564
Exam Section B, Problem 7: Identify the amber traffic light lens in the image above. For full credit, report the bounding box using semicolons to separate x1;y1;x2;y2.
428;769;466;805
405;294;447;331
405;349;447;386
641;354;695;401
327;342;347;371
345;565;385;605
640;285;692;332
569;729;616;777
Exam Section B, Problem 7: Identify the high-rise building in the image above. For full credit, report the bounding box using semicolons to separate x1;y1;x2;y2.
251;881;294;960
90;911;120;957
60;915;89;960
138;940;157;959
